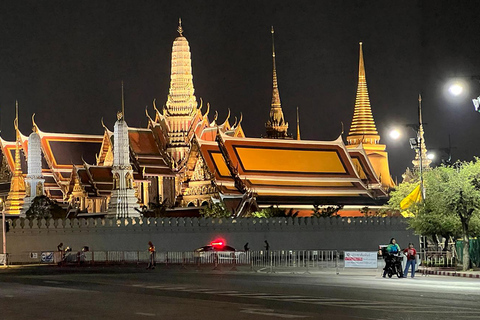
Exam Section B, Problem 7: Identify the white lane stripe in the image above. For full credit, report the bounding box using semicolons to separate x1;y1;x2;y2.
225;293;273;296
241;308;309;318
135;312;156;317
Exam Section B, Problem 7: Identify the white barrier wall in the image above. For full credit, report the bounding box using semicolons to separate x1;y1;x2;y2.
1;217;416;255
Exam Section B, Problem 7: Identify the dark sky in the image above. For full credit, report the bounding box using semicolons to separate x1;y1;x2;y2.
1;1;480;180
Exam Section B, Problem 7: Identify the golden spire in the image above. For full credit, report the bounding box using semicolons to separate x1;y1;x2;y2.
347;42;380;145
265;26;289;139
271;26;280;109
121;81;125;120
6;100;26;215
165;19;198;163
413;94;431;169
296;106;301;140
177;17;183;36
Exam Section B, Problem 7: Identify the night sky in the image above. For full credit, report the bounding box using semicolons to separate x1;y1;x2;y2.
1;1;480;181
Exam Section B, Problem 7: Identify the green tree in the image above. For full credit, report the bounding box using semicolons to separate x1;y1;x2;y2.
25;195;66;220
388;160;480;270
312;204;343;217
199;201;232;218
250;206;298;218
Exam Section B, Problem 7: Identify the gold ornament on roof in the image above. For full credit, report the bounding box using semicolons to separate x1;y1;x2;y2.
177;18;183;36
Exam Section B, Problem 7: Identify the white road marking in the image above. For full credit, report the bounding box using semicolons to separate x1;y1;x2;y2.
135;312;156;317
241;308;309;318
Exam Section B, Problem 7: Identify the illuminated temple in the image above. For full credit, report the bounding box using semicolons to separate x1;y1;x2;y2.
0;22;394;216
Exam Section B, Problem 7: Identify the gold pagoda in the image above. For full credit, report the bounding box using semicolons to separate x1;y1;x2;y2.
346;43;395;189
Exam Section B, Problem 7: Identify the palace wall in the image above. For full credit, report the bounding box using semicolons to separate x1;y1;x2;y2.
1;217;416;257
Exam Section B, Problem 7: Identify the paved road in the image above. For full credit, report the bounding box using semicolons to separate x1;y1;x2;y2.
0;265;479;319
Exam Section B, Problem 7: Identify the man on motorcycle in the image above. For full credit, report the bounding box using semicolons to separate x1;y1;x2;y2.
383;238;401;278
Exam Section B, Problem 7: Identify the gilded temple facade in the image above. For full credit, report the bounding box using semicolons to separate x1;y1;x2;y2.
0;24;395;216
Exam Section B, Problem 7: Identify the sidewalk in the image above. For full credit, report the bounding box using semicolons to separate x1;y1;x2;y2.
419;267;480;279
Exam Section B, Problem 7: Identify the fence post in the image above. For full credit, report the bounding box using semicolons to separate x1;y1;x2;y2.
336;250;339;275
213;252;220;270
304;251;310;274
269;251;274;273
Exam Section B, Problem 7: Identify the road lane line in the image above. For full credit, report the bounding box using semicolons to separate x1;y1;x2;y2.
135;312;156;317
240;308;310;318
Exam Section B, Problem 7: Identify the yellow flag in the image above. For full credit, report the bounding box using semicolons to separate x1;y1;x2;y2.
400;184;422;210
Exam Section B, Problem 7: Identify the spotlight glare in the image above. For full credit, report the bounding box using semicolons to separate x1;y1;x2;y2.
448;84;463;96
389;129;401;140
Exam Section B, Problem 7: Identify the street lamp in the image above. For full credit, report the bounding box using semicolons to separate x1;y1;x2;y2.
0;198;6;266
445;76;480;113
407;95;426;201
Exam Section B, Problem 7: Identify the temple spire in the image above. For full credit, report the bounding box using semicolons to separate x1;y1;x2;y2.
121;81;125;120
164;20;198;163
296;106;301;140
347;42;380;145
5;100;26;215
265;26;289;139
413;94;431;169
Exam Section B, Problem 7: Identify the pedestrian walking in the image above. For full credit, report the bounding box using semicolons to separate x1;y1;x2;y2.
147;241;156;269
264;240;270;251
244;242;249;252
403;243;417;278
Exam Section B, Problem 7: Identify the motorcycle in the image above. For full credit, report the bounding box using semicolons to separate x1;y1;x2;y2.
384;253;404;278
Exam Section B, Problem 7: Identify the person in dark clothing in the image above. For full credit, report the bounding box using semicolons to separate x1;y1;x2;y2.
147;241;156;269
244;242;249;252
264;240;270;251
383;238;401;278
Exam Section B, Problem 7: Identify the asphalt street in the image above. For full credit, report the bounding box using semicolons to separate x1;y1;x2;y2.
0;265;479;320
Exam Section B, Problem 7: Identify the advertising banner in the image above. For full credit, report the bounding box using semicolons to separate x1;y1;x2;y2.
344;251;378;268
0;253;5;264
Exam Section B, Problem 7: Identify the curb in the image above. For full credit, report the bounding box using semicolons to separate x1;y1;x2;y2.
422;270;480;278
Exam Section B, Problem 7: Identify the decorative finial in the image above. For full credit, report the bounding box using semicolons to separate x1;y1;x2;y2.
177;18;183;36
32;113;38;133
121;81;125;117
418;93;423;125
296;107;301;140
271;26;275;58
14;100;19;133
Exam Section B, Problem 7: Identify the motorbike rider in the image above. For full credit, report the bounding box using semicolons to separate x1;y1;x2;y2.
382;238;401;278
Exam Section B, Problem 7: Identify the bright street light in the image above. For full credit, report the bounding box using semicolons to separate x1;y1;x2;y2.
448;83;464;96
389;129;401;140
427;153;435;160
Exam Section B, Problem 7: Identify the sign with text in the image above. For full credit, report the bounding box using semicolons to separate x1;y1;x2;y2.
344;251;378;268
0;254;6;264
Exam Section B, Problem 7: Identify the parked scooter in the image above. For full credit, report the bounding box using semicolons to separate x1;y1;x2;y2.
384;253;404;278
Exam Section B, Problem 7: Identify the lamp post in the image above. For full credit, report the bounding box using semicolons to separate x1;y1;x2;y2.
406;94;426;201
1;198;6;266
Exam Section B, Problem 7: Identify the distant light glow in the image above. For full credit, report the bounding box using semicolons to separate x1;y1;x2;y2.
427;153;435;160
448;83;464;96
210;239;225;247
389;129;401;140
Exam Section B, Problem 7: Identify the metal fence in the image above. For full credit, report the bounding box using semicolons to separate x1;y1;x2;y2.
5;249;341;270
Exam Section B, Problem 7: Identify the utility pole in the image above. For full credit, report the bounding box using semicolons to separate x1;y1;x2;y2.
2;198;6;266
